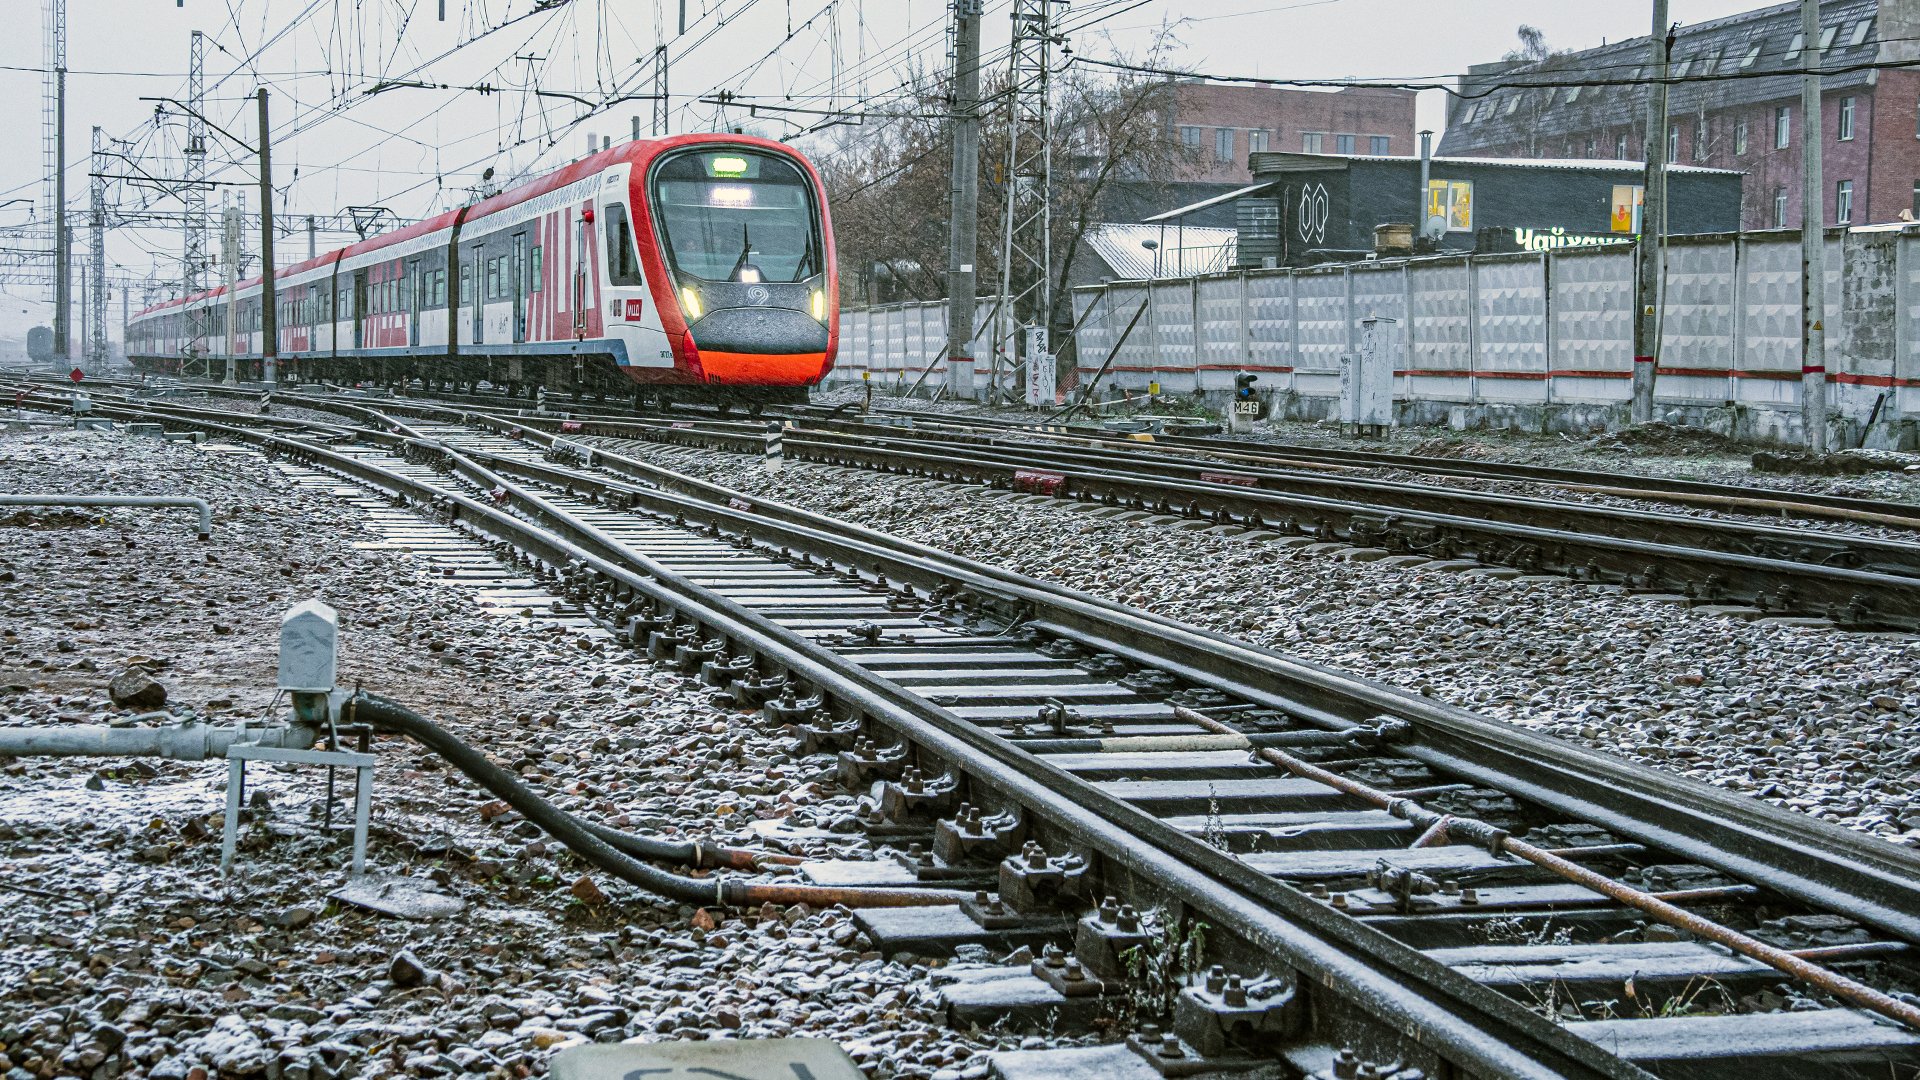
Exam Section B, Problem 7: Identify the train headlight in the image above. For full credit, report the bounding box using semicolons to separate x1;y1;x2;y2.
680;286;703;319
810;289;826;322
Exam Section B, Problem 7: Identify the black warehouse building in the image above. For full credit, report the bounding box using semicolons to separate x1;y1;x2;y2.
1150;152;1745;269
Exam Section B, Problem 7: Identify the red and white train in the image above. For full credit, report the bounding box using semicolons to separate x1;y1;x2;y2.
126;134;838;405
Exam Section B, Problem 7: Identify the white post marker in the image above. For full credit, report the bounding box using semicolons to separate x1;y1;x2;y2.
764;421;784;472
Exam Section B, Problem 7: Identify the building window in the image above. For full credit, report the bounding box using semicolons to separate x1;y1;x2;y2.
1585;136;1597;157
1504;94;1521;115
1180;126;1201;149
1426;179;1474;232
1836;179;1853;224
1775;186;1789;227
1335;133;1356;154
1672;58;1692;79
1735;118;1748;154
1850;19;1872;46
1776;105;1791;148
1616;132;1629;159
1369;135;1390;155
1819;25;1837;51
1215;127;1234;163
1740;43;1762;68
1693;118;1708;160
1839;96;1855;140
1248;130;1268;153
1565;84;1582;103
1786;32;1805;61
1302;132;1324;153
1911;181;1920;216
1667;123;1679;160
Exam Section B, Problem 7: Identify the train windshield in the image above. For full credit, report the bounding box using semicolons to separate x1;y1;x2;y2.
651;149;821;284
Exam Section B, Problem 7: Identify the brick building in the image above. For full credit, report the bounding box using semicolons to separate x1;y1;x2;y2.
1168;82;1417;183
1439;0;1920;231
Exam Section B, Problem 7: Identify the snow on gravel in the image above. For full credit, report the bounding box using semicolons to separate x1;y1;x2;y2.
0;429;1036;1080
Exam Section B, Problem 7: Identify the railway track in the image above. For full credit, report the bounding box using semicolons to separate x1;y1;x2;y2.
13;386;1920;1079
166;384;1917;631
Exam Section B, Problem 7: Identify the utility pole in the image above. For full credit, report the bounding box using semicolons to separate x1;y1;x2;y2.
45;0;68;360
88;125;106;367
1631;0;1670;426
306;215;316;261
223;195;240;385
183;30;208;361
944;0;982;399
1799;0;1829;454
256;88;277;386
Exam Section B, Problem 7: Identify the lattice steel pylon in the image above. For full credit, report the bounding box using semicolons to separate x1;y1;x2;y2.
992;0;1057;403
88;125;106;366
42;0;66;349
182;30;209;361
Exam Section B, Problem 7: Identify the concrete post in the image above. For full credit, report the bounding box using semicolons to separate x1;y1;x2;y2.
1632;0;1670;425
943;0;982;400
1800;0;1830;453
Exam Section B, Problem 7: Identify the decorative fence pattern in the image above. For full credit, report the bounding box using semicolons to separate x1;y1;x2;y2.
831;229;1919;426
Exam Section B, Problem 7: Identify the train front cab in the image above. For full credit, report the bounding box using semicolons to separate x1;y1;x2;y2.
617;142;834;403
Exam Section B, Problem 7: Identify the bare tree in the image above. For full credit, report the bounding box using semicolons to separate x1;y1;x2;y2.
810;25;1199;342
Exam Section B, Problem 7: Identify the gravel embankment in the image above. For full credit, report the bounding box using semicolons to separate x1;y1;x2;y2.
0;429;1031;1080
611;440;1920;845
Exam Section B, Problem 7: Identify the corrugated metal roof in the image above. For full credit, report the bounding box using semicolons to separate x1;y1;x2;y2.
1142;181;1276;223
1087;224;1238;279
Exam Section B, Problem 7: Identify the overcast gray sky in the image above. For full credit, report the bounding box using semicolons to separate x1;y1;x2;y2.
0;0;1768;336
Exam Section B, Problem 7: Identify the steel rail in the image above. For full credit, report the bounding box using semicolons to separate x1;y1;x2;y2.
512;412;1920;628
619;417;1920;578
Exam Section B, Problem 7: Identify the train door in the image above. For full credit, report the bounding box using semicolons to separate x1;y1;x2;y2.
596;170;670;369
352;269;368;350
408;259;422;347
511;233;527;344
572;216;588;341
471;247;485;345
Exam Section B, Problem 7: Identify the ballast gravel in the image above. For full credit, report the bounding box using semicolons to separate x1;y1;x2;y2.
0;428;1044;1080
617;439;1920;845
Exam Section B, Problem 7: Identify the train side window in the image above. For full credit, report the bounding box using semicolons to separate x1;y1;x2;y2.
603;204;644;287
486;257;500;301
530;246;543;292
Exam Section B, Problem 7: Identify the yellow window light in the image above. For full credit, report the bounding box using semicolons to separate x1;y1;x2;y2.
680;286;703;319
810;289;827;321
710;155;750;176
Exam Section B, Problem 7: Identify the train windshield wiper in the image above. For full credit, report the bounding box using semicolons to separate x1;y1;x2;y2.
728;225;753;282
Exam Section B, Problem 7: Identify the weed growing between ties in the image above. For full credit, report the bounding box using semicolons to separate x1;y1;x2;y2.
1115;907;1210;1029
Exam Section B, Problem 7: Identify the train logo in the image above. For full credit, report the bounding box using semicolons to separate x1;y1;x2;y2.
747;285;771;307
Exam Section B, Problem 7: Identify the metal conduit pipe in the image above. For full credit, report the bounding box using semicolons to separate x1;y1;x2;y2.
349;692;965;909
0;722;317;759
0;494;212;539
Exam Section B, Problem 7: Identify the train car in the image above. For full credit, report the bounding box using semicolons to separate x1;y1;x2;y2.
127;134;838;406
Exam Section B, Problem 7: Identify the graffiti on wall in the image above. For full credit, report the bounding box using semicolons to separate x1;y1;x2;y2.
1297;183;1329;246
